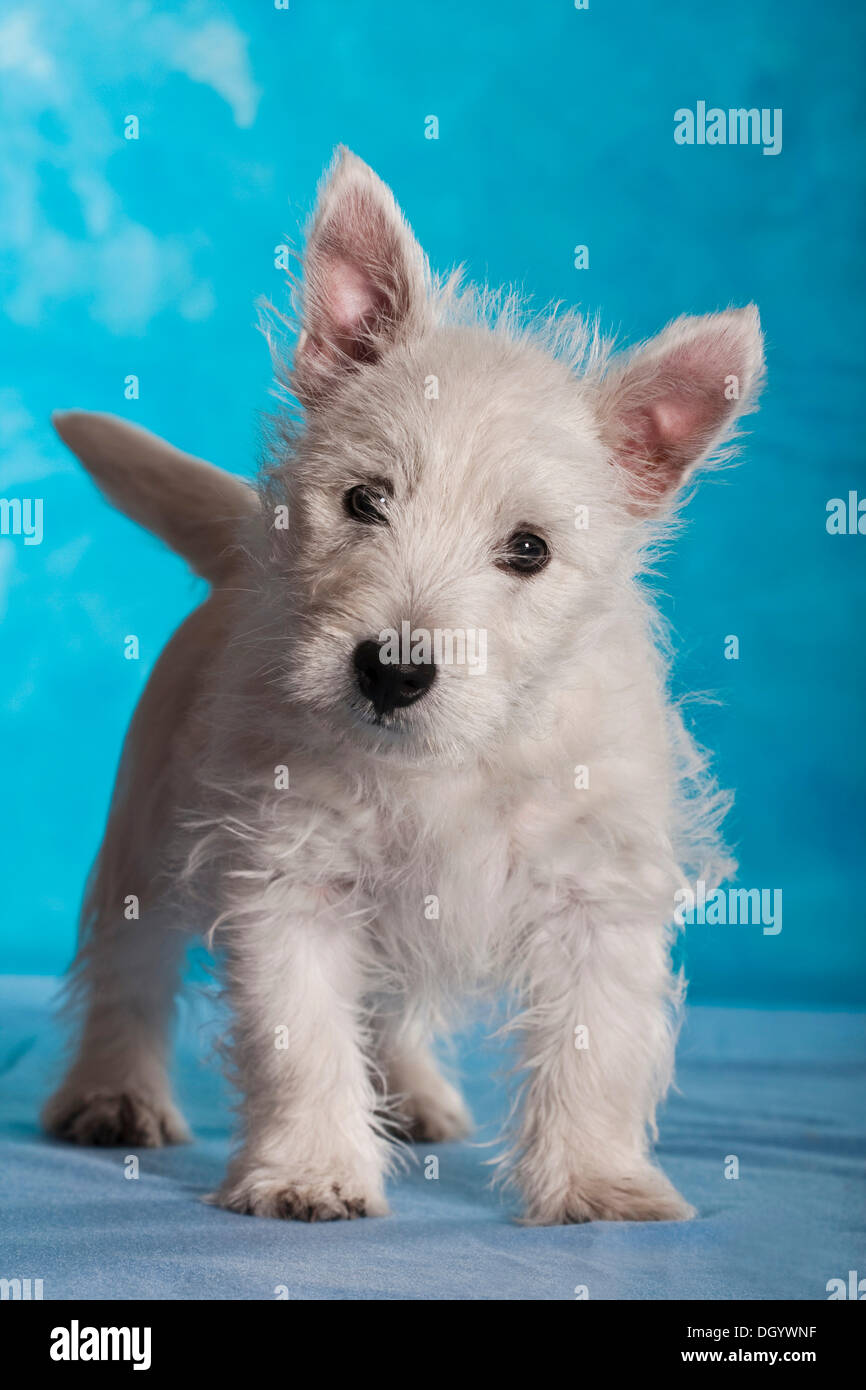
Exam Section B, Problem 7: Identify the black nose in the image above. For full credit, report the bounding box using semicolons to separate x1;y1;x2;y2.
353;639;436;717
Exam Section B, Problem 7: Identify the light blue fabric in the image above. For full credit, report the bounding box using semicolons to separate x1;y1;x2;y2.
1;977;862;1300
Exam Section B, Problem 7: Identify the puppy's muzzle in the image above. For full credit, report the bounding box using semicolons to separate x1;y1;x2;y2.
352;639;436;718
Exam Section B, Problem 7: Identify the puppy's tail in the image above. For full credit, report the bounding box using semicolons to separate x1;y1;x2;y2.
52;410;259;586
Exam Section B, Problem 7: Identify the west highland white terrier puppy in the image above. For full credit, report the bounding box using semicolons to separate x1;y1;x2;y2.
44;149;764;1224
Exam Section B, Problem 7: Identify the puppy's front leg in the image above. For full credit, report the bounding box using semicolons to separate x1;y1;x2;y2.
510;916;695;1225
215;887;389;1221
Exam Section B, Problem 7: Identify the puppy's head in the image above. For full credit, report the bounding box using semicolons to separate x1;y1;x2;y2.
267;149;764;765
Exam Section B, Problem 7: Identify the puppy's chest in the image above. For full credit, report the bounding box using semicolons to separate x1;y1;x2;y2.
272;763;591;973
368;785;584;960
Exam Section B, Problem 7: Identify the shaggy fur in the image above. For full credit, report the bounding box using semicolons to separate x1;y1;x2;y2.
43;149;764;1224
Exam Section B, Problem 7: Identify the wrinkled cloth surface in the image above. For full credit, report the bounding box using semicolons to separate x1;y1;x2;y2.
1;977;863;1300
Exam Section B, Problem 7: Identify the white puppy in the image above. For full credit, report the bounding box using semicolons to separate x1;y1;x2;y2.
43;149;764;1224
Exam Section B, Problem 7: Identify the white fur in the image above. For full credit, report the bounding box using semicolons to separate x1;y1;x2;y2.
44;149;764;1224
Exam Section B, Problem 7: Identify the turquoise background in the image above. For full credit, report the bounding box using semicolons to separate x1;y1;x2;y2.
1;0;863;1003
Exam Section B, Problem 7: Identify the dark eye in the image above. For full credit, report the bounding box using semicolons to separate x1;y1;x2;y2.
498;530;550;575
344;481;391;525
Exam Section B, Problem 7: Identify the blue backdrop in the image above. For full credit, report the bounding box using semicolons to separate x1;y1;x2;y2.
1;0;863;1005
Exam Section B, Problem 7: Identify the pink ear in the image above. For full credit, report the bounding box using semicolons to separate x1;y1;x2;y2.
326;259;381;337
601;308;765;507
293;149;428;405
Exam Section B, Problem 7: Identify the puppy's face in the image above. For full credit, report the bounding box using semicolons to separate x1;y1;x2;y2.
281;336;622;764
270;151;764;766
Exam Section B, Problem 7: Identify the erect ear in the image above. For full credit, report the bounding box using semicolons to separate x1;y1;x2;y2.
597;307;765;509
292;147;429;406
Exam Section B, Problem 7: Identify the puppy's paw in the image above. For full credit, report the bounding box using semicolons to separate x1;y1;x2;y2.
43;1088;191;1148
398;1080;473;1143
212;1167;390;1222
523;1166;695;1226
